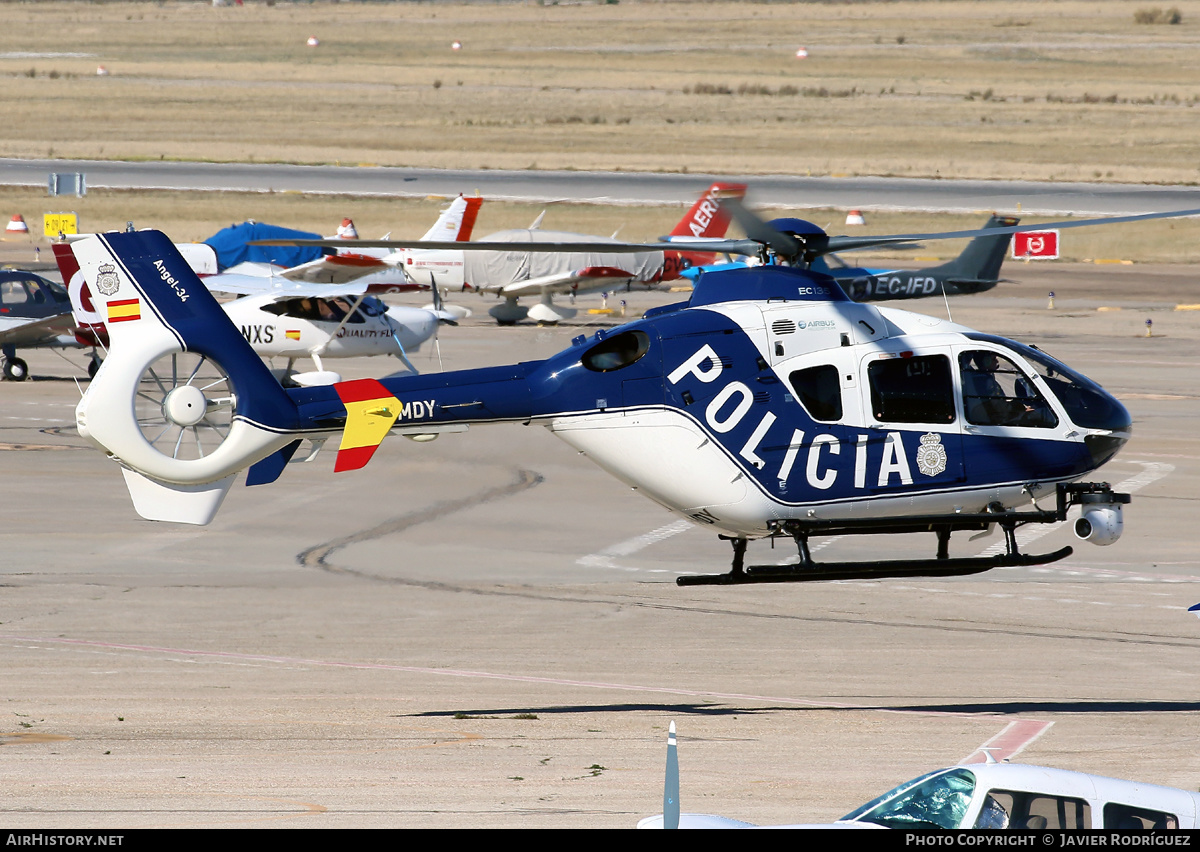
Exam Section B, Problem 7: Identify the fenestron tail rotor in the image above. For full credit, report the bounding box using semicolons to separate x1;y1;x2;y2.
134;352;236;461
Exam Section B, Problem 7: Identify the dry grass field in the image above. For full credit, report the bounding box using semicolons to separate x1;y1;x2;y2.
2;0;1200;184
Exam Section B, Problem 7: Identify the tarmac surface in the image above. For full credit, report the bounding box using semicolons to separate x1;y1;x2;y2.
1;262;1199;828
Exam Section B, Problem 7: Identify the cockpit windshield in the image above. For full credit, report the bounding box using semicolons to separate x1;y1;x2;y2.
964;333;1130;432
841;768;976;829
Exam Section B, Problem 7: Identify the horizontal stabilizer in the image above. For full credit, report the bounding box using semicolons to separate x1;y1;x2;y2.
333;378;402;472
121;468;235;525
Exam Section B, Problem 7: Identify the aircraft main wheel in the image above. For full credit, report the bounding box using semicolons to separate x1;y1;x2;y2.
87;354;102;379
4;357;29;381
135;352;236;461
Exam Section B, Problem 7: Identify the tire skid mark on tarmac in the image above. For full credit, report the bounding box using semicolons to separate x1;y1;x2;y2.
296;467;544;589
291;467;1200;649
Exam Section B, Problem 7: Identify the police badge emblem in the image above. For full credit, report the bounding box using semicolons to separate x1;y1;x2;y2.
915;432;947;477
95;263;120;297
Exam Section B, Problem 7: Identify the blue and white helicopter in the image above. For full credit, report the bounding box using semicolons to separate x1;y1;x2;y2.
69;202;1197;585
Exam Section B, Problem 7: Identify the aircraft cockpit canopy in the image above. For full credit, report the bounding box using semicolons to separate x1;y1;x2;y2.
965;334;1130;433
262;295;388;325
842;768;976;829
0;272;70;311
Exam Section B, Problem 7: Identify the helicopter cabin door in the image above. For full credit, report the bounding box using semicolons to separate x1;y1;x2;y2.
858;347;966;495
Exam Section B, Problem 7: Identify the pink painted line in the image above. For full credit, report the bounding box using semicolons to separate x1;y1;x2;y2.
961;718;1054;764
2;634;1050;756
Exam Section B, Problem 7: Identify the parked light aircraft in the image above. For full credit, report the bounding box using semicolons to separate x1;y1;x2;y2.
53;241;444;388
684;214;1019;303
68;200;1200;581
0;269;79;380
817;214;1018;302
261;183;748;325
640;723;1200;829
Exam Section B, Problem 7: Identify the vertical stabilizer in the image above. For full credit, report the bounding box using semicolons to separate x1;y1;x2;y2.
925;215;1019;283
421;195;484;242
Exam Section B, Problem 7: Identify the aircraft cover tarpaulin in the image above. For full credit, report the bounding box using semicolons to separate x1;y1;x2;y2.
203;222;327;272
464;229;664;289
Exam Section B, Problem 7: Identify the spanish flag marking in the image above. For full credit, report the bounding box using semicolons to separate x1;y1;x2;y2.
107;298;141;324
333;378;402;472
285;329;301;341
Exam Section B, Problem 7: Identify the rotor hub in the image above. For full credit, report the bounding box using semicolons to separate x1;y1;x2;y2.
162;385;208;428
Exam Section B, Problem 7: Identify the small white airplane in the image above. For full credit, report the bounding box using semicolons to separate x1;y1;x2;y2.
257;182;749;325
53;240;445;387
640;722;1200;829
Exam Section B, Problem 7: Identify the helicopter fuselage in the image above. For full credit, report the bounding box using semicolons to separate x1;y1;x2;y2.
293;265;1130;539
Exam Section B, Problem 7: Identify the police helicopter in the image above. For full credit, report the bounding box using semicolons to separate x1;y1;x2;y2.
67;200;1200;585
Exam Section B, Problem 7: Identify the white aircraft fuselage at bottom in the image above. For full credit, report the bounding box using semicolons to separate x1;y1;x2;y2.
225;294;438;364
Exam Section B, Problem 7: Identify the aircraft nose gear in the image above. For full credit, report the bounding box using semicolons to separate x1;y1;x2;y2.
677;482;1130;586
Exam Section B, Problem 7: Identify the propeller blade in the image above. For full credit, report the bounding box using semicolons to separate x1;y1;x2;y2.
664;721;680;831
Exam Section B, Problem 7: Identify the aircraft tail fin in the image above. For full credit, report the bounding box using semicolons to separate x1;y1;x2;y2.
72;230;305;524
52;241;108;347
924;215;1019;285
668;182;748;239
420;195;484;242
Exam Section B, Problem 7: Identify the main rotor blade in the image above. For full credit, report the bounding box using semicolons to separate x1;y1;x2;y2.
720;197;803;258
250;206;1200;260
824;206;1200;251
250;237;767;256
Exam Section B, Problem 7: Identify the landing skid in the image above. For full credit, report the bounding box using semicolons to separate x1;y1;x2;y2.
677;482;1126;587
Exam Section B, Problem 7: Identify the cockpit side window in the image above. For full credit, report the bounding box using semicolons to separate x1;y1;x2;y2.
960;350;1058;428
868;354;955;424
789;364;842;422
1;280;30;305
1104;803;1178;830
261;297;366;323
977;789;1090;830
582;330;650;373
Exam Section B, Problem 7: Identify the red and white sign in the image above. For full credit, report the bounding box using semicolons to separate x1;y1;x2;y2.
1012;229;1059;259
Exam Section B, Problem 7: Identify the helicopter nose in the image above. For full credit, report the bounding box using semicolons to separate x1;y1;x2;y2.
1074;387;1132;469
1085;428;1130;468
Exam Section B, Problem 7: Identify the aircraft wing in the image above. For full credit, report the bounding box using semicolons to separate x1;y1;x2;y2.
276;251;395;285
482;266;636;298
201;273;373;300
0;312;76;347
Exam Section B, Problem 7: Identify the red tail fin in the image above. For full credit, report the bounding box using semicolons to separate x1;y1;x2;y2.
668;182;747;239
52;242;108;347
457;196;482;241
